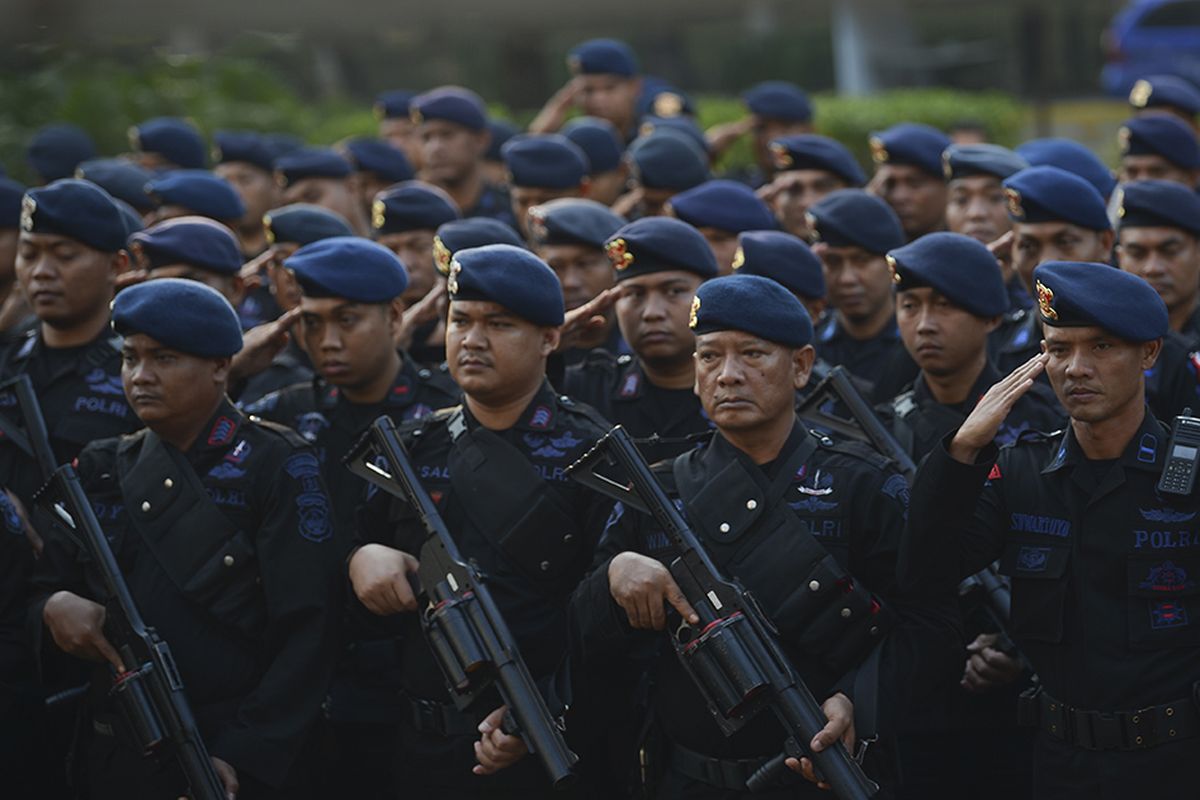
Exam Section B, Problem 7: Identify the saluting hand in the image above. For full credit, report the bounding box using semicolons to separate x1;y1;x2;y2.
556;287;620;353
348;544;421;615
607;551;699;630
228;307;302;384
394;279;447;352
950;353;1047;464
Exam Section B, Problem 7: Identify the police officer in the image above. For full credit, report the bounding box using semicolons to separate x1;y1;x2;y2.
0;180;140;504
411;86;516;227
483;119;520;188
501;133;590;239
76;158;159;223
807;189;914;401
0;177;30;341
562;117;628;206
571;273;909;799
375;90;421;168
348;244;613;798
244;236;458;799
531;38;642;142
760;135;866;240
869;123;951;241
275;147;371;236
615;128;710;220
128;116;207;171
342;137;414;217
214;130;284;257
1128;74;1200;131
1115;180;1200;348
563;216;718;462
903;261;1200;798
31;278;344;799
144;170;247;227
1117;114;1200;188
527;197;626;361
666;180;777;275
942;143;1030;312
1015;138;1118;203
706;81;814;187
879;232;1064;800
128;216;246;309
732;229;826;325
27;124;96;185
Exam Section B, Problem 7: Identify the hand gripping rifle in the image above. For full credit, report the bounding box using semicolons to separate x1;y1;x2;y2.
567;425;878;799
344;415;578;789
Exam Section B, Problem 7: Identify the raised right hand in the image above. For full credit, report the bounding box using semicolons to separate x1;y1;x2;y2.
607;551;698;630
949;353;1047;464
42;590;124;669
348;544;421;615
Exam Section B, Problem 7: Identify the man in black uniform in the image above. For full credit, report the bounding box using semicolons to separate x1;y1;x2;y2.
274;147;370;237
348;243;613;798
562;216;718;462
501;134;590;240
571;273;913;798
759;134;865;240
879;231;1064;799
244;235;459;799
808;189;915;402
868;123;951;242
903;261;1200;798
1115;180;1200;348
31;278;344;799
213;130;282;258
1116;114;1200;188
0;179;140;505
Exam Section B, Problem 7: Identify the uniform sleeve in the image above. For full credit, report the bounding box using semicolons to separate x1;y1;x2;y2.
899;432;1006;593
0;501;34;683
568;500;648;662
207;445;345;788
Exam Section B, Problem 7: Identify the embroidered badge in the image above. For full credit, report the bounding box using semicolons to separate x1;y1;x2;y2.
1035;280;1057;321
869;136;888;164
1129;78;1153;108
207;416;236;446
285;452;332;542
790;497;839;513
226;439;251;464
528;405;553;430
0;493;22;537
433;236;453;276
881;473;910;509
605;238;634;271
1140;508;1197;523
1005;187;1025;220
988;463;1003;480
619;371;640;398
207;462;246;480
1151;599;1188;630
688;295;701;329
797;468;834;496
1139;561;1194;593
1137;433;1158;464
770;142;793;170
447;257;462;294
294;412;330;443
85;368;125;397
20;195;35;231
731;246;745;271
524;434;566;459
886;254;901;284
1016;545;1050;572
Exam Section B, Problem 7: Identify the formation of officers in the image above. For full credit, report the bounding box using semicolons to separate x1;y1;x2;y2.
1;35;1200;800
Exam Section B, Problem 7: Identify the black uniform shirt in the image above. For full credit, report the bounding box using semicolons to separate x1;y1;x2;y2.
814;314;919;403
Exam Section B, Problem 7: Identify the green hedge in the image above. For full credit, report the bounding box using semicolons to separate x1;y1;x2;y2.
0;50;1025;184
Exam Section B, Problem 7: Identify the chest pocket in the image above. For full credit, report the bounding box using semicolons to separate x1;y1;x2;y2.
998;540;1071;643
1126;554;1200;650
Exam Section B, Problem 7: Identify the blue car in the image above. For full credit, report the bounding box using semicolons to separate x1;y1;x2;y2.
1102;0;1200;95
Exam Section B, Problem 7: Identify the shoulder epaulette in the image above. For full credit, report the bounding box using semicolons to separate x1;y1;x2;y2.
891;389;918;419
247;415;312;449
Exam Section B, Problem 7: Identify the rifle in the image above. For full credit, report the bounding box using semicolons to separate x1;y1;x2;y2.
33;466;228;800
0;374;58;481
796;366;916;481
343;415;579;789
567;425;878;799
958;563;1034;675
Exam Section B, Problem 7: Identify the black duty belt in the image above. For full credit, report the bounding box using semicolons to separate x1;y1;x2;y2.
402;694;477;738
1019;685;1200;751
668;741;773;791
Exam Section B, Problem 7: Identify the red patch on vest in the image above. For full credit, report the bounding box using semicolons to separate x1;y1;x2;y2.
988;463;1002;480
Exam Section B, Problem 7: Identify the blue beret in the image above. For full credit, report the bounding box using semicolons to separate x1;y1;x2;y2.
943;143;1028;182
733;230;825;300
502;134;589;189
807;189;905;254
1015;138;1117;199
667;179;776;233
528;198;625;249
637;78;696;119
887;232;1008;318
129;217;242;275
1119;115;1200;170
262;133;304;161
1130;75;1200;117
284;236;409;303
1033;260;1167;341
562;117;624;173
21;179;127;252
870;123;951;177
691;273;813;348
112;278;242;357
0;178;27;229
1002;166;1111;231
131;117;207;170
344;137;413;183
410;87;488;131
638;115;708;156
76;159;158;212
434;217;526;275
264;204;353;247
274;148;353;188
604;216;718;281
486;119;520;162
769;135;866;186
742;81;813;123
114;200;144;239
627;130;710;191
448;244;564;326
146;170;246;221
568;38;638;77
1117;179;1200;238
28;124;96;182
372;181;460;236
374;90;416;120
213;131;275;172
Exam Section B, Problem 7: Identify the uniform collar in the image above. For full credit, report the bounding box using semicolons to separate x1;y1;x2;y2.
461;379;559;433
611;357;647;402
818;313;899;344
1042;406;1165;475
313;353;424;411
912;361;1001;410
17;325;122;372
190;398;247;455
